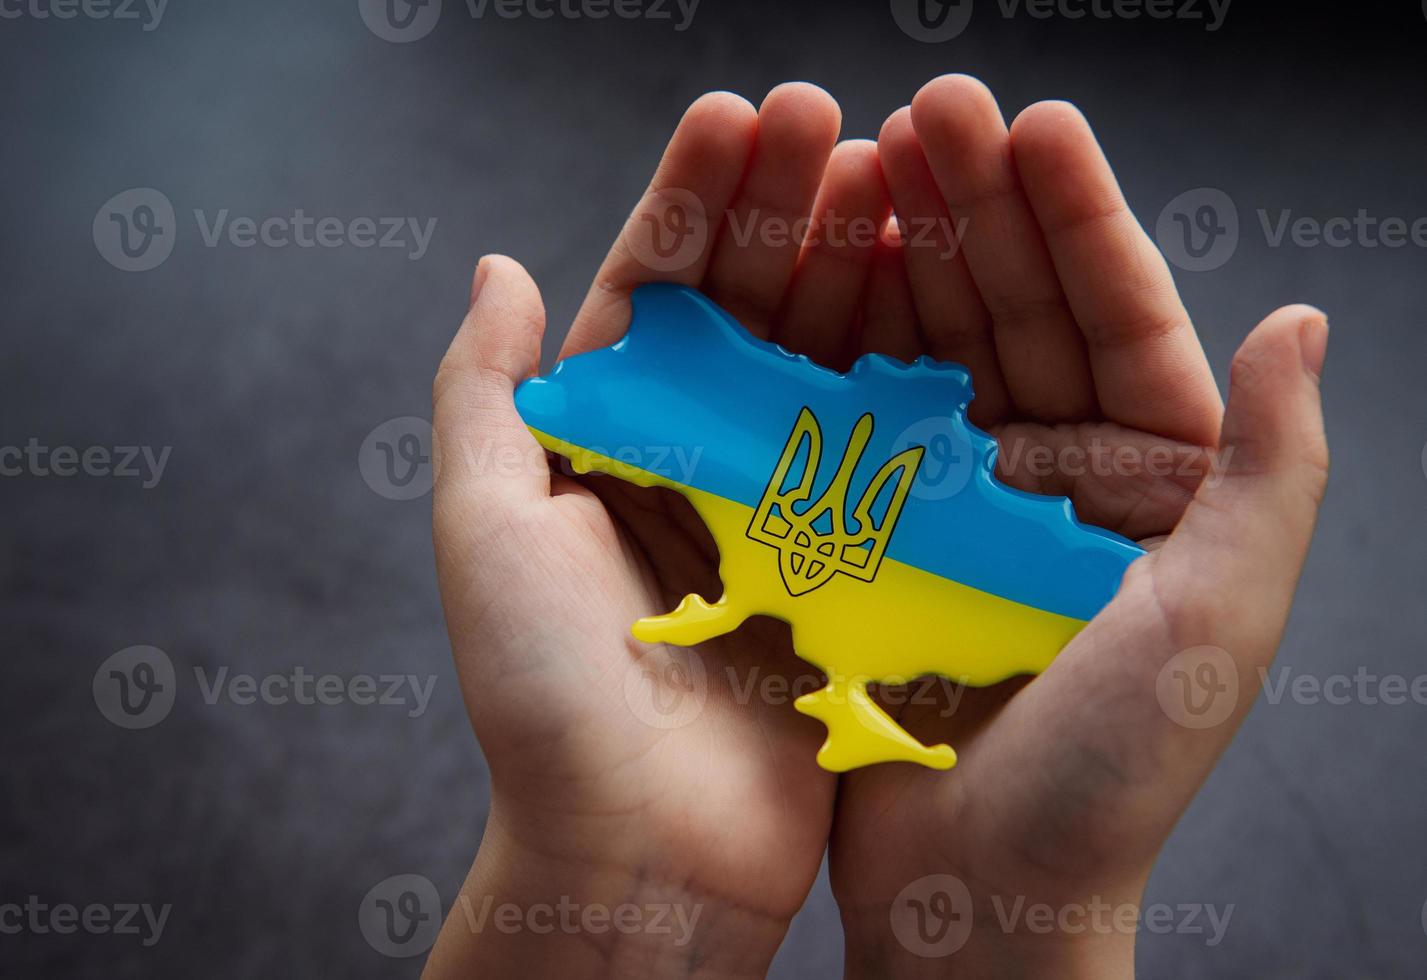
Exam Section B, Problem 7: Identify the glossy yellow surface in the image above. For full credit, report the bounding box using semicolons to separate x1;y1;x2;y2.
532;428;1089;771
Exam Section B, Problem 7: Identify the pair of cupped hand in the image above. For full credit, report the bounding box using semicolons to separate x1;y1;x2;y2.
425;77;1328;979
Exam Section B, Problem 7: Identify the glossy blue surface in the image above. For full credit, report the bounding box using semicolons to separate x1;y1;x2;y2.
515;283;1143;621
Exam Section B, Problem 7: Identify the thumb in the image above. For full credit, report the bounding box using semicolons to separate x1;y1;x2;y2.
432;255;551;521
1155;303;1330;680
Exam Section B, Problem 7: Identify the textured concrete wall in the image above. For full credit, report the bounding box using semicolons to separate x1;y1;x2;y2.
2;2;1425;976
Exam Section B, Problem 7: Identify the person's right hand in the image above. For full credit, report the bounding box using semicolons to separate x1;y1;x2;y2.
822;75;1330;978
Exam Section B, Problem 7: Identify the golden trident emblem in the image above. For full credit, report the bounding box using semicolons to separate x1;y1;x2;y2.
747;407;925;597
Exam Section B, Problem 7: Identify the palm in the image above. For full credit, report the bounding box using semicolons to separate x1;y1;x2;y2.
539;495;835;903
822;78;1241;922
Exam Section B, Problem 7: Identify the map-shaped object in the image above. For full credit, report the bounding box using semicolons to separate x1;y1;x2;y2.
515;284;1144;771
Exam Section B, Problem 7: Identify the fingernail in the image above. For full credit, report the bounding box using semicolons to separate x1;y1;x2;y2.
1300;313;1329;380
469;255;492;309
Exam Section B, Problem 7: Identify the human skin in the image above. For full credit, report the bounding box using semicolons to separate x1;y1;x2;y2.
423;76;1328;979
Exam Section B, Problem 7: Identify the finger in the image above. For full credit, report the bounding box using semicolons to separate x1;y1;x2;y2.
1010;101;1222;446
877;105;1011;426
1155;304;1329;637
910;75;1096;422
775;139;892;369
563;91;758;356
704;82;842;338
433;255;551;512
978;307;1327;855
854;219;921;362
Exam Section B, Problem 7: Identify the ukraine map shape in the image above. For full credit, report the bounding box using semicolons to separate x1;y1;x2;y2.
515;284;1144;771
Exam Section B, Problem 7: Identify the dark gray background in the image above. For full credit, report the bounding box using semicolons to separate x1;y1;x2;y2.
2;1;1425;976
